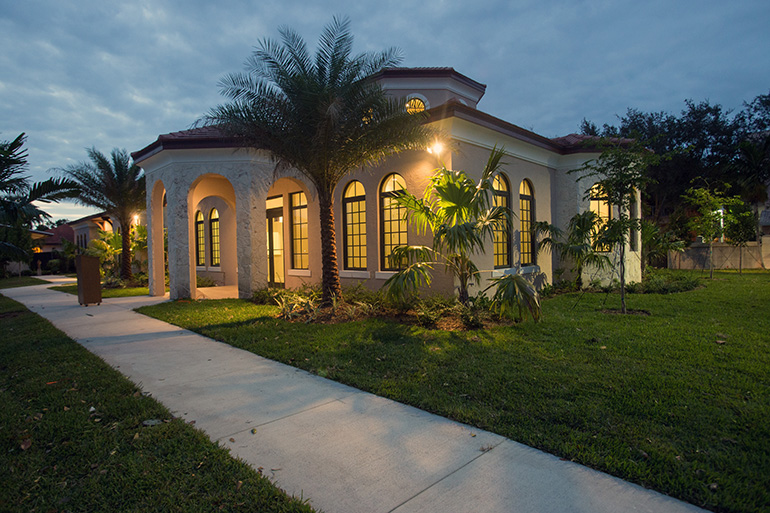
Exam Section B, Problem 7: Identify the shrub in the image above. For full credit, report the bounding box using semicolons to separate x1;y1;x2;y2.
196;274;217;288
252;288;275;305
415;297;452;328
46;259;62;274
102;275;124;289
628;269;700;294
274;290;319;321
459;305;484;329
128;272;149;287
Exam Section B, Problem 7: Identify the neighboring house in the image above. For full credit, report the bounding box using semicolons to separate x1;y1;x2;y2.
69;212;118;250
36;224;74;254
132;67;642;300
2;227;52;275
69;211;148;272
30;224;75;273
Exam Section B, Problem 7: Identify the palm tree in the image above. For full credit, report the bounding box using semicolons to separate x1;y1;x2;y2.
1;133;79;261
59;148;145;281
534;211;612;289
382;147;542;321
204;16;433;303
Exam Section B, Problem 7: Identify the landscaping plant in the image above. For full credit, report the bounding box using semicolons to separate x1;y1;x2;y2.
382;146;541;321
534;211;611;289
569;138;658;313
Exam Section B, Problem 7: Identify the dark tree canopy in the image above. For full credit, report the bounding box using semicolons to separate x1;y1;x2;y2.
581;91;770;228
1;133;79;263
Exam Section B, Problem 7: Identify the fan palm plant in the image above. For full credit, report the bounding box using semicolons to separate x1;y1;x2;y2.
204;16;433;303
58;148;145;281
534;210;612;289
383;147;542;321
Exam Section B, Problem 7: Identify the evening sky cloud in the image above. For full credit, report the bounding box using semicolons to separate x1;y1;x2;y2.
2;0;768;219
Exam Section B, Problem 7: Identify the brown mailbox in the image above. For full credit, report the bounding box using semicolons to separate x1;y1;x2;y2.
76;255;102;306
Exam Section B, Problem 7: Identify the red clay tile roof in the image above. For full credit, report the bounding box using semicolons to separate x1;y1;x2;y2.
42;224;74;245
371;67;487;94
132;126;245;164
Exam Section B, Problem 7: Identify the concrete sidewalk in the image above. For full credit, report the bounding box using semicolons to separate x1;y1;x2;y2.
2;283;707;513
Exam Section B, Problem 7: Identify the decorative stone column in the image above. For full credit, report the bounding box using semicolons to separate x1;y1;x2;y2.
235;164;273;298
165;178;193;299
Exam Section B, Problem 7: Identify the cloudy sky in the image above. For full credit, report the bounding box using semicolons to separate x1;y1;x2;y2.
3;0;769;220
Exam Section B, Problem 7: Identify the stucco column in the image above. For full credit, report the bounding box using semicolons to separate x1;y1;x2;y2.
166;180;193;299
236;170;270;298
147;179;166;297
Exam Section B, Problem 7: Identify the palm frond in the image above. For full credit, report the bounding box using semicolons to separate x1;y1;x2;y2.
382;261;435;303
486;273;542;322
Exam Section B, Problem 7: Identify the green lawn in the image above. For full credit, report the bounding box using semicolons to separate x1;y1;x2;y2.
138;271;770;513
49;283;150;297
0;294;314;513
0;276;49;288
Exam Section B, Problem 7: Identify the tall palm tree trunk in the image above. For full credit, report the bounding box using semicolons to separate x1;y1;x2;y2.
318;190;342;304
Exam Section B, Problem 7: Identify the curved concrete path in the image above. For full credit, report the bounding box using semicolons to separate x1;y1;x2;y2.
2;280;708;513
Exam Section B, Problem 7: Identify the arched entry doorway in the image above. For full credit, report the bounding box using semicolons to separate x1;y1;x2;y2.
188;174;238;299
148;179;167;297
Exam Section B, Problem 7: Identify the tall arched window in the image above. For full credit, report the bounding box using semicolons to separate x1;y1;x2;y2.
290;192;308;269
209;208;220;266
195;211;205;266
343;181;367;270
589;184;611;252
519;179;536;266
492;174;511;268
380;173;407;270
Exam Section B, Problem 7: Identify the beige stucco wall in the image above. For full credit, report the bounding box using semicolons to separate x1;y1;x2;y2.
265;177;321;290
333;149;455;296
139;120;645;298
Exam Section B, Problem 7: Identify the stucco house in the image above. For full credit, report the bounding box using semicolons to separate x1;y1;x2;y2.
132;67;641;300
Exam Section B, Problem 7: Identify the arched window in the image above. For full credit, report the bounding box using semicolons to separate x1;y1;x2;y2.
589;184;611;252
195;211;205;266
519;179;536;266
290;192;308;269
380;173;407;270
406;97;426;114
492;174;511;268
343;181;367;270
209;209;220;267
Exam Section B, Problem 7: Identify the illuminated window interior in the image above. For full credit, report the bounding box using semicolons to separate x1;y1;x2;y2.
492;174;511;268
195;211;205;266
343;181;367;270
406;97;426;114
519;179;535;266
380;173;408;270
589;184;611;252
290;192;309;270
209;209;220;266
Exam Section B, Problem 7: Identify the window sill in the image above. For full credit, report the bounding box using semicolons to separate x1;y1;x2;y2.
490;265;540;278
340;270;370;279
287;269;311;277
375;271;397;280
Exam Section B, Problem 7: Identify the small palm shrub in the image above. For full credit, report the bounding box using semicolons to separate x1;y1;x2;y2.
383;147;541;321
